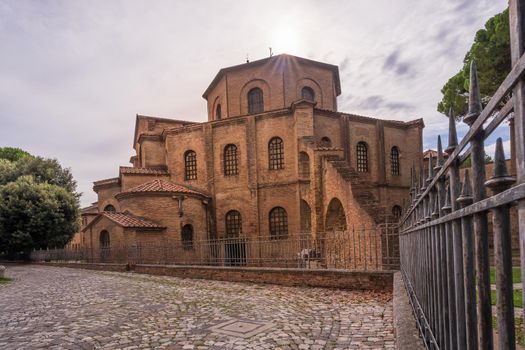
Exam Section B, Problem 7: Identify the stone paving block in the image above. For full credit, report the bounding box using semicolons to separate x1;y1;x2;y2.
0;265;394;349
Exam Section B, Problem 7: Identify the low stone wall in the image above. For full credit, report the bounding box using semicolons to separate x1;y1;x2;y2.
40;262;129;272
393;272;424;349
134;264;393;291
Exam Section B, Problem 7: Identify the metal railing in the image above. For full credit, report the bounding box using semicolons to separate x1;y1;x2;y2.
399;2;525;349
31;226;399;271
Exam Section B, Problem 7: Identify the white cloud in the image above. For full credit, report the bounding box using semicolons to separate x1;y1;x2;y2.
0;0;509;206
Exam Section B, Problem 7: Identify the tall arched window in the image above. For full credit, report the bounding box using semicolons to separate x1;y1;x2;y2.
391;146;400;176
248;88;264;114
184;150;197;180
181;224;193;250
225;210;242;237
224;144;238;176
356;142;368;172
392;205;403;220
103;204;116;212
269;207;288;239
100;230;110;248
301;86;315;102
268;137;284;170
216;104;222;120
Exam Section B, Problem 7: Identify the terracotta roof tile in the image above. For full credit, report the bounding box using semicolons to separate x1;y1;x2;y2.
102;212;165;229
123;179;206;196
119;167;169;175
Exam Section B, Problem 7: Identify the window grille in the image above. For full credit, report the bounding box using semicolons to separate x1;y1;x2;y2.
248;88;264;114
268;137;284;169
356;142;368;172
269;207;288;239
224;144;238;176
181;224;193;250
185;150;197;180
99;230;110;248
391;146;400;175
225;210;242;237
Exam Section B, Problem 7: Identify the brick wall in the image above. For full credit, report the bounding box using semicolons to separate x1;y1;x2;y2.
134;264;393;291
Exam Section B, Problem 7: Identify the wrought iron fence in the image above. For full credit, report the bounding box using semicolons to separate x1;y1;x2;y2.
31;226;399;271
399;2;525;349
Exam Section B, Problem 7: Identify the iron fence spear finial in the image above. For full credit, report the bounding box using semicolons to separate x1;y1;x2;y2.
431;192;439;218
442;185;452;213
464;60;483;126
436;135;445;169
446;109;458;155
457;169;473;205
426;151;434;184
486;138;515;193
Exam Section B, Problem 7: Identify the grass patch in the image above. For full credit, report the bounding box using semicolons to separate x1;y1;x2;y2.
491;289;522;308
490;267;521;284
0;277;12;285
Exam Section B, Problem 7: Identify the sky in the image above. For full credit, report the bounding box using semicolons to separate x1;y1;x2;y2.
0;0;510;207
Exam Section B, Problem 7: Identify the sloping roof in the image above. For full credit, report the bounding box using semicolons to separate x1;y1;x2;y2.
119;166;170;175
93;177;120;187
82;212;166;232
315;108;425;129
202;54;341;99
133;114;197;149
81;204;99;214
121;179;207;197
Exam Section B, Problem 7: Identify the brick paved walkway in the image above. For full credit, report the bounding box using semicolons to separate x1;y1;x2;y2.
0;265;394;349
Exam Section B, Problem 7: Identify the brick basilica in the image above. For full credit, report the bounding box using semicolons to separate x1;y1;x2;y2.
75;54;424;260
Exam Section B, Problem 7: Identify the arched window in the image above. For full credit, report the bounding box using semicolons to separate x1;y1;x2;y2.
103;204;116;212
320;137;332;148
184;150;197;180
216;104;222;120
356;142;368;172
269;207;288;239
224;144;238;176
248;88;264;114
268;137;284;170
181;224;193;250
299;152;310;177
225;210;242;237
301;86;315;102
99;230;110;248
392;205;403;220
391;146;400;176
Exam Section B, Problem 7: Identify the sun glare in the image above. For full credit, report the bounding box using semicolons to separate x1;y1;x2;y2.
270;24;303;56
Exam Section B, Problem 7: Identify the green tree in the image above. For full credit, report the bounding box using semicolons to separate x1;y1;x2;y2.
437;8;511;118
13;156;77;193
0;154;77;194
0;176;79;259
0;147;31;162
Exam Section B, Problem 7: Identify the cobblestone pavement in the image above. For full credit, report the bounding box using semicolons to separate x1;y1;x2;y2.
0;265;394;349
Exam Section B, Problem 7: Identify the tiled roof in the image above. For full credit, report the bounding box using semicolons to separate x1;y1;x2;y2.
102;212;165;229
122;179;207;196
93;177;120;186
119;166;169;175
